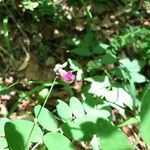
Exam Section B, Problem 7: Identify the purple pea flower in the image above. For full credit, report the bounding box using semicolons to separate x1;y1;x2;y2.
54;62;75;84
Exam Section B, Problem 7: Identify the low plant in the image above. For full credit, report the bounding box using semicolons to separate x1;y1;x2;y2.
0;59;150;150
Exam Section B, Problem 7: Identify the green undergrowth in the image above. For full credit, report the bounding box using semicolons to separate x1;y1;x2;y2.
0;0;150;150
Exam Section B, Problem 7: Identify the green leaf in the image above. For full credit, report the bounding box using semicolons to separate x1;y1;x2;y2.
5;122;25;150
101;52;117;65
119;58;141;72
85;76;110;97
130;72;146;83
83;95;111;120
3;16;12;58
69;97;85;118
140;84;150;146
118;116;140;127
68;59;82;71
62;115;96;141
87;58;102;71
105;87;133;111
92;43;109;54
0;118;10;137
96;118;132;150
105;86;134;118
22;1;38;11
0;137;8;149
116;59;146;83
71;47;93;56
90;135;99;150
81;30;93;47
85;75;110;86
0;84;11;95
56;100;72;122
13;120;43;143
38;88;49;103
34;105;58;131
5;120;43;150
44;132;75;150
68;59;83;80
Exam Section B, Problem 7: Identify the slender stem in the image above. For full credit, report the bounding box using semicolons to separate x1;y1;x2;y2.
104;69;112;80
80;0;93;24
2;1;29;41
31;141;41;150
26;77;57;149
105;99;136;117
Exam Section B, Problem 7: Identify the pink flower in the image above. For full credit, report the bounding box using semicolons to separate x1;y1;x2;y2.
54;62;75;84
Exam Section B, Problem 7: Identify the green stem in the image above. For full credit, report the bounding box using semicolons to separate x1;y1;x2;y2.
105;99;136;117
25;76;57;149
104;69;112;80
3;16;14;59
80;0;93;24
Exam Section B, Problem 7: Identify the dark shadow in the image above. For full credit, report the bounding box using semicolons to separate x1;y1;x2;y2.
61;95;112;142
62;122;75;140
62;120;96;141
62;118;131;149
96;118;131;150
5;122;27;150
83;94;112;120
80;121;96;140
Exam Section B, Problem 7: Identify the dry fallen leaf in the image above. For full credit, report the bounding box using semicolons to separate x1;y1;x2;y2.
18;48;30;71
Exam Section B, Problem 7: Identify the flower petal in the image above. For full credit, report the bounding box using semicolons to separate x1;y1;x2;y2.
54;62;75;83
